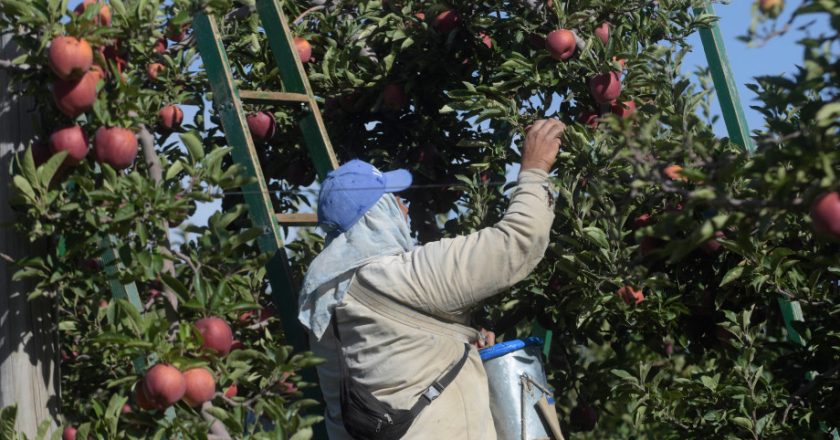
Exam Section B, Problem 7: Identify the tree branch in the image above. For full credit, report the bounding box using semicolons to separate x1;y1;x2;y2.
225;4;255;21
781;362;840;424
293;6;325;25
138;123;179;312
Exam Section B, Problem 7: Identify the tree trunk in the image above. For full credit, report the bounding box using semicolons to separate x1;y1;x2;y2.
0;34;59;437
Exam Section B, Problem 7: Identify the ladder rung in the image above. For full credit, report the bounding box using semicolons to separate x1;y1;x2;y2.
239;90;311;106
277;213;318;226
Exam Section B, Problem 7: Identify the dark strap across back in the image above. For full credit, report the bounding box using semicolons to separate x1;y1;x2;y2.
330;313;471;439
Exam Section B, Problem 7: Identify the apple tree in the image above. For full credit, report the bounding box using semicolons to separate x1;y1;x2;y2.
1;0;839;438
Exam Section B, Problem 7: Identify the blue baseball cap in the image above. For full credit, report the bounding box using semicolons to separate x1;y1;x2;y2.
317;160;413;233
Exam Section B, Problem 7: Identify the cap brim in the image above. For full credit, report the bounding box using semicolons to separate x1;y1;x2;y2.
382;169;412;192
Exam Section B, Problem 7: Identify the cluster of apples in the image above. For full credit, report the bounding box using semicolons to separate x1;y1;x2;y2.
132;317;234;411
542;22;635;127
63;317;238;438
44;1;138;171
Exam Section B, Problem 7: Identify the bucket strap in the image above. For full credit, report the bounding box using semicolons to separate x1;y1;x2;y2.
331;314;471;416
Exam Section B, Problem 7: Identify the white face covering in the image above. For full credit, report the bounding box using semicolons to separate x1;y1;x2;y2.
298;194;416;339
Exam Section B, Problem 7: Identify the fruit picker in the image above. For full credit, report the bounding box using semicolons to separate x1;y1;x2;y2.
298;119;565;439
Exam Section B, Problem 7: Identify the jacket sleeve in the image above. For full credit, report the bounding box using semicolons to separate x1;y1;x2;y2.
355;168;556;319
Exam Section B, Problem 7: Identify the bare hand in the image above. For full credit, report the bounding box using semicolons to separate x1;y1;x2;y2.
473;328;496;349
520;119;565;173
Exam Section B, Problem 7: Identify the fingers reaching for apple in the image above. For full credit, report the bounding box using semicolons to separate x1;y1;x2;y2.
521;118;565;173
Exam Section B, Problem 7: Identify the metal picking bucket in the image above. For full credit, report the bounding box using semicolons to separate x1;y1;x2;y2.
480;337;553;440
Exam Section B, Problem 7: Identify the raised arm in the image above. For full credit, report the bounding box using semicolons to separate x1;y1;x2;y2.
355;120;565;319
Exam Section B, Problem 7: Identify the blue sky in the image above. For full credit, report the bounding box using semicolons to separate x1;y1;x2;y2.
682;1;828;137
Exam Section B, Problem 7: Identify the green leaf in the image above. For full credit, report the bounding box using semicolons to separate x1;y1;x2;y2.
731;416;753;431
21;145;36;183
181;132;205;161
109;0;125;15
290;428;314;440
720;265;745;287
582;226;609;249
161;273;188;298
12;175;36;201
0;405;17;439
815;102;840;127
38;151;68;189
400;37;414;50
165;161;184;181
700;375;718;391
610;369;637;383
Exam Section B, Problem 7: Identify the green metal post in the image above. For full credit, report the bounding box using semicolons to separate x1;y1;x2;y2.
694;1;756;153
255;0;339;179
696;3;835;436
694;0;804;347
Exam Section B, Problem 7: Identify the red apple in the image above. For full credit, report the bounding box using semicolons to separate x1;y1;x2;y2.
617;285;645;305
277;372;298;394
49;36;93;80
663;164;687;181
570;404;598;431
93;127;138;170
153;38;167;54
121;403;132;414
143;364;186;409
479;32;492;49
611;100;636;118
74;0;112;26
545;29;576;60
166;24;188;42
89;64;106;82
594;22;610;45
230;340;244;351
294;37;312;63
246;112;277;144
98;299;109;309
612;57;627;69
810;191;840;239
589;72;622;104
432;10;461;33
195;317;234;356
158;105;184;131
701;231;726;254
53;71;98;118
633;213;654;229
759;0;784;17
147;63;165;81
50;125;88;166
62;426;77;440
578;111;599;128
134;379;157;410
382;83;408;111
182;368;216;407
224;383;238;398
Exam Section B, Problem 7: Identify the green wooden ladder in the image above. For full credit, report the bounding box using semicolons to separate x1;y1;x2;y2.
190;0;339;431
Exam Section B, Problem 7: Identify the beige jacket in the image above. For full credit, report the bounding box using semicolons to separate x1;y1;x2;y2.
309;168;556;439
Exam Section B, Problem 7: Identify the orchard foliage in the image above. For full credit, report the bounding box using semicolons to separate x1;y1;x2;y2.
0;0;839;439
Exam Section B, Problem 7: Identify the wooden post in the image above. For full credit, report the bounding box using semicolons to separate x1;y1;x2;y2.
0;34;59;437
